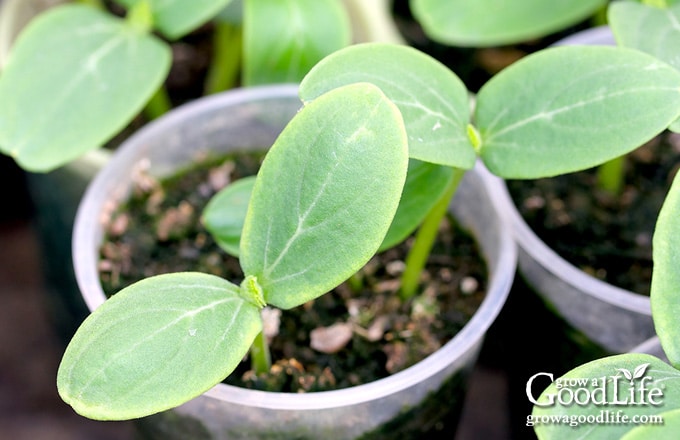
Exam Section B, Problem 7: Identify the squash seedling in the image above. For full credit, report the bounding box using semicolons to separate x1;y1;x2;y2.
529;169;680;439
57;82;409;420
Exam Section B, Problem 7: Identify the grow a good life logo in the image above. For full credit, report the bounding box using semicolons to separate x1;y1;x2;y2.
526;363;666;428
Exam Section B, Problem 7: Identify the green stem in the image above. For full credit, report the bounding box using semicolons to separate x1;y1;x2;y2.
342;0;405;44
596;156;626;196
76;0;105;9
126;0;154;34
250;330;272;375
204;20;243;95
143;85;172;120
400;168;466;301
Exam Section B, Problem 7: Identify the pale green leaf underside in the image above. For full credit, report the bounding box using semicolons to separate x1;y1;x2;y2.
410;0;607;46
476;46;680;179
241;83;409;309
622;408;680;440
300;43;475;169
57;273;262;420
609;1;680;72
380;159;456;251
202;176;256;258
651;171;680;367
243;0;350;85
0;4;170;172
533;354;680;440
115;0;232;39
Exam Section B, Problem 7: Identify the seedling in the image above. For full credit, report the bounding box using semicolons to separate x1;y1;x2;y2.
57;82;409;420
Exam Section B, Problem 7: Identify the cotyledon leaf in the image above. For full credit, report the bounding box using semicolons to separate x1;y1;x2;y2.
114;0;233;39
410;0;607;47
240;82;409;310
300;43;476;170
533;354;680;440
57;272;262;420
202;175;256;258
243;0;350;85
609;1;680;72
476;45;680;179
0;4;171;172
651;171;680;368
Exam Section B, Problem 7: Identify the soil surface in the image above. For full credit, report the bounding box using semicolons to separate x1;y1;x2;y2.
507;132;680;296
98;153;488;392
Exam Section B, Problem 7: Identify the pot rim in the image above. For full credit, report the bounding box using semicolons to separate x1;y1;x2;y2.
72;84;517;411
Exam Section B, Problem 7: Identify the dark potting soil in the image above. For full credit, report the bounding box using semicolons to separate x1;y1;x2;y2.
98;153;488;393
506;132;680;296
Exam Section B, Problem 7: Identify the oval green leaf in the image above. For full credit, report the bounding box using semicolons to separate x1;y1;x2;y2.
651;171;680;367
379;159;457;251
115;0;233;39
476;46;680;178
300;43;475;169
532;354;680;440
202;175;256;257
57;272;262;420
410;0;607;47
243;0;350;85
240;83;409;309
0;4;171;172
609;1;680;72
622;408;680;440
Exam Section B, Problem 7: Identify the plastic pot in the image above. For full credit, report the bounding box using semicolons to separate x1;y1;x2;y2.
495;26;655;354
72;84;517;439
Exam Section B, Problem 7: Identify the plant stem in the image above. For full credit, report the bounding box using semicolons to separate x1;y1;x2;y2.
126;0;154;34
250;330;272;375
204;20;243;95
400;168;466;300
76;0;105;9
596;155;625;196
342;0;405;44
143;85;172;120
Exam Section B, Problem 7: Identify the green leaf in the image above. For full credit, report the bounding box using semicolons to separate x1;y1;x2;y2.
240;83;409;309
0;4;171;172
609;1;680;72
410;0;607;47
671;118;680;133
57;273;262;420
300;43;476;169
622;408;680;439
532;354;680;439
651;171;680;367
202;175;255;257
475;46;680;178
380;159;457;251
115;0;233;39
243;0;350;85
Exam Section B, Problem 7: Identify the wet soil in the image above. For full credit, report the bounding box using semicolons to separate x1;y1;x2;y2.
507;132;680;296
98;153;488;393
